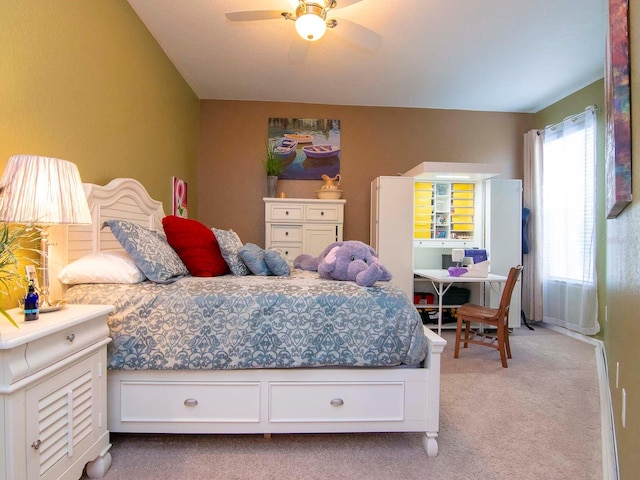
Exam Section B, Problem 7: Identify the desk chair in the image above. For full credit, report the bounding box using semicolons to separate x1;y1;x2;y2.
454;265;523;368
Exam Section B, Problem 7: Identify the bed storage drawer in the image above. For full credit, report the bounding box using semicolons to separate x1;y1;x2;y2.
269;382;405;423
119;381;261;423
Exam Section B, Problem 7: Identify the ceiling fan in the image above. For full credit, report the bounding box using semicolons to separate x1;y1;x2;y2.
225;0;382;51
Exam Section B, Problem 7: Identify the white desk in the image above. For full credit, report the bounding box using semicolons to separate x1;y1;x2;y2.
413;269;508;335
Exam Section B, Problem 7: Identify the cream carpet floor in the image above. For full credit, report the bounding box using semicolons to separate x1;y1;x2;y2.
84;324;602;480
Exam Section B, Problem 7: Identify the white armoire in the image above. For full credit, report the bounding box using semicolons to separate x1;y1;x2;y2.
371;163;522;328
370;176;415;298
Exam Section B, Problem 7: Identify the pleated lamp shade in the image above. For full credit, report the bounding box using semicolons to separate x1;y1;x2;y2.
0;155;91;225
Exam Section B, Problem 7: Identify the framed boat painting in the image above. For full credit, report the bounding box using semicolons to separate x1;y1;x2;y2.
268;118;340;180
605;0;632;219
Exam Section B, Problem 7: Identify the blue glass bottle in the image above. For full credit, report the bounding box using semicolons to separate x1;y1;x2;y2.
24;280;39;321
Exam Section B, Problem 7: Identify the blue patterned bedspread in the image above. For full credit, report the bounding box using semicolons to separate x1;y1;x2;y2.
64;270;428;370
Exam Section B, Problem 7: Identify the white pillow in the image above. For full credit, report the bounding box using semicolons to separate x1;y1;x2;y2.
58;251;146;285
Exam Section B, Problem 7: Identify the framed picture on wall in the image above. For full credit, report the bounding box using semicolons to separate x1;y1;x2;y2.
172;177;188;218
268;118;341;180
605;0;632;218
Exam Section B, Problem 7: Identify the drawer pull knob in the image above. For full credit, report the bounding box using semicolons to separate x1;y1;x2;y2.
184;398;198;407
285;211;289;215
330;398;344;407
31;439;42;450
285;231;289;236
66;333;75;342
321;211;325;216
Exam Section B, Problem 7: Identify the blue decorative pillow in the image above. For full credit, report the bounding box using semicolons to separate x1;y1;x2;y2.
238;243;271;276
105;220;188;283
264;248;290;276
211;228;250;276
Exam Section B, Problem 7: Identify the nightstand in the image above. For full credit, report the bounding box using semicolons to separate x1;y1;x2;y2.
0;304;114;480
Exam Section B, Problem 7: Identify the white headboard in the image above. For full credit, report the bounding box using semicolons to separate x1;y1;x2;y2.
48;178;165;299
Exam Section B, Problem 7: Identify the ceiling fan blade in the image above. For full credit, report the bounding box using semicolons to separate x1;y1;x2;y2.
334;0;364;9
225;10;285;22
288;37;310;64
331;18;382;52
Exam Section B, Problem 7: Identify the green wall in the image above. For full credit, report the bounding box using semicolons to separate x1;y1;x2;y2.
603;0;640;477
0;0;199;217
533;79;606;340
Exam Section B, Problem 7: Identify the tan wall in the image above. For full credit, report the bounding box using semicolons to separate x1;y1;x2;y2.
605;0;640;477
1;0;199;217
198;100;532;245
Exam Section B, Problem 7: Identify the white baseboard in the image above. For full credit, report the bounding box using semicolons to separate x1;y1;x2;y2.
542;323;619;480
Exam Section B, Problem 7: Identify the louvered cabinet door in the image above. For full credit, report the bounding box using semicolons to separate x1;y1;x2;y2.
25;352;101;480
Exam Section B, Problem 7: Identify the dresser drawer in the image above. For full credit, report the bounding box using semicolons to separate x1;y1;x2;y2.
269;382;405;423
270;225;303;243
268;204;304;221
270;244;303;263
119;381;261;423
305;204;342;222
24;315;109;375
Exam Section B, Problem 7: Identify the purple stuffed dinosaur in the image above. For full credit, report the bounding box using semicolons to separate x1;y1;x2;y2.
293;240;392;287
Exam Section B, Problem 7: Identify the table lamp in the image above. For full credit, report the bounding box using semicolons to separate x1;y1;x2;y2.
0;155;92;309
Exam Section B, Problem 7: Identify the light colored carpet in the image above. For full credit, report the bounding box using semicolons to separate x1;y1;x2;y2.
85;324;602;480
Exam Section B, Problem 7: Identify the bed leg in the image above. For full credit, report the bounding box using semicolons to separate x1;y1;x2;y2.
421;432;439;457
263;433;272;440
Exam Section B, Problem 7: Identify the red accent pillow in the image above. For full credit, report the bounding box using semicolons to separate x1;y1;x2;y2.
162;216;230;277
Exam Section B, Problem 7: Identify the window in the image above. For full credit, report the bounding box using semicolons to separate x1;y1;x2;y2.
541;109;596;284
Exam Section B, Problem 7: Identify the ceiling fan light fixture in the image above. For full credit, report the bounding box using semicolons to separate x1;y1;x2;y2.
296;0;333;42
295;13;327;41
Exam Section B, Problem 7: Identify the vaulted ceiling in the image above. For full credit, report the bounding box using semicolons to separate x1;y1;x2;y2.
127;0;607;113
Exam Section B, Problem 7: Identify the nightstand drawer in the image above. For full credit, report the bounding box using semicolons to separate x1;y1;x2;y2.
268;204;304;221
25;314;109;375
305;204;341;222
270;225;303;243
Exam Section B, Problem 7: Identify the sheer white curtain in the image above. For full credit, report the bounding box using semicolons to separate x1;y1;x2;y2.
522;130;544;322
540;108;599;335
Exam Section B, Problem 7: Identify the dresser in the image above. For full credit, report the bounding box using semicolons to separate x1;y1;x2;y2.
264;197;346;264
0;304;114;480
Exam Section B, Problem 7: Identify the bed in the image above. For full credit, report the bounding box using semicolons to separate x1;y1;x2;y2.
48;178;446;457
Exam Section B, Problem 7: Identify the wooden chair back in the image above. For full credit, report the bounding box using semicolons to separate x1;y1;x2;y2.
497;265;523;323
